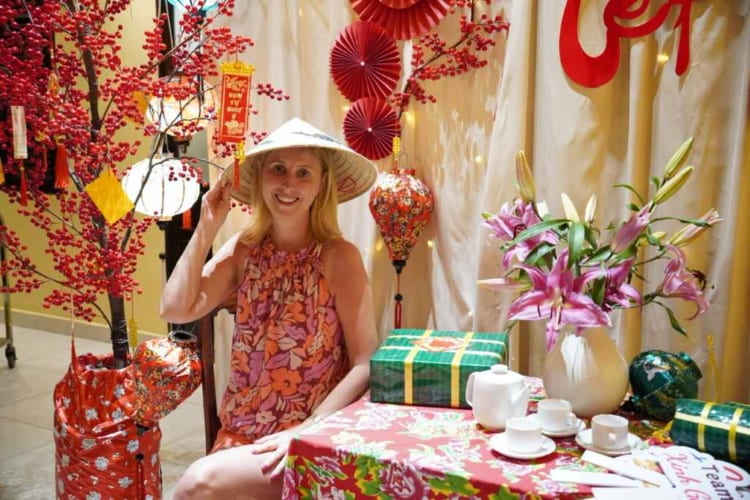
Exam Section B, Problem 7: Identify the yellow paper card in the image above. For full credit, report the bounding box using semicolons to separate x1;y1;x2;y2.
85;168;134;224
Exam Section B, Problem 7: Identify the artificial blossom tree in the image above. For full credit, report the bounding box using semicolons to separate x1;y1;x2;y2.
0;0;286;367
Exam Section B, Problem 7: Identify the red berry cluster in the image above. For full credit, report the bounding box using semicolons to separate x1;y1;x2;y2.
0;0;287;360
389;0;509;114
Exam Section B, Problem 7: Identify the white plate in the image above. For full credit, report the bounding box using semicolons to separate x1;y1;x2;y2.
575;429;643;457
488;432;556;460
528;413;586;438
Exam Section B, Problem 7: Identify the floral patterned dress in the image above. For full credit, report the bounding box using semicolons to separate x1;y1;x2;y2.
212;237;348;451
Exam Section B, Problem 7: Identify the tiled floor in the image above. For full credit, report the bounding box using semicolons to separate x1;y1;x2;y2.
0;326;205;499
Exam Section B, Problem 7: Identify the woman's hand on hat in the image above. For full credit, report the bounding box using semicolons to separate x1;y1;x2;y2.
200;178;232;228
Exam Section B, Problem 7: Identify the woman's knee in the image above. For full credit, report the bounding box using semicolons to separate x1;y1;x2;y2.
172;456;223;499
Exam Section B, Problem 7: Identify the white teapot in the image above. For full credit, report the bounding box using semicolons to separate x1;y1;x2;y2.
465;364;530;430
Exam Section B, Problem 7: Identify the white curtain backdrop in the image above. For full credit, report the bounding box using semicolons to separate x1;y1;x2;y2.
211;0;750;403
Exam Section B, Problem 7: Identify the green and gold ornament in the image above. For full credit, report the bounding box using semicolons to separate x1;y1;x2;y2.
629;350;702;421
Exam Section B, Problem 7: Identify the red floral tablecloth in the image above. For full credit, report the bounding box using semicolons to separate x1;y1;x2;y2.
282;378;669;499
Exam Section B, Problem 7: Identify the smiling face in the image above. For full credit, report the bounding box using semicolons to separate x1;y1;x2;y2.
260;147;325;219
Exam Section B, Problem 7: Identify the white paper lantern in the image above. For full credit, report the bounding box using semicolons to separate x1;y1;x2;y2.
145;76;217;140
166;0;219;12
122;155;201;219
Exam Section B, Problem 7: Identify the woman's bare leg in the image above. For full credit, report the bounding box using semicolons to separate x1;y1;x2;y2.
172;445;283;499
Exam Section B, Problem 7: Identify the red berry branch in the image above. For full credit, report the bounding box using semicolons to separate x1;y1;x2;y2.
0;0;287;366
389;0;509;118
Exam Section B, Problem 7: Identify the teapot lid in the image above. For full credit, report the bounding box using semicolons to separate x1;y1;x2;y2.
487;364;524;384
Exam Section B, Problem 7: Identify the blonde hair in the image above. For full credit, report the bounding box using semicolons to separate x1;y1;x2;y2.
238;148;342;246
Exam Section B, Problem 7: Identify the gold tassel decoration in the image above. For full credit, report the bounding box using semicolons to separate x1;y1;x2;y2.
0;156;5;186
233;141;244;190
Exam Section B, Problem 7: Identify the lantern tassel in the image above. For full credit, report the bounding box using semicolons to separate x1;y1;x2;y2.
19;165;28;206
393;260;406;329
0;157;5;186
182;208;192;230
54;142;70;190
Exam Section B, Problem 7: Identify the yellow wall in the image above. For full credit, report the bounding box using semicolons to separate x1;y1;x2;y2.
1;0;167;336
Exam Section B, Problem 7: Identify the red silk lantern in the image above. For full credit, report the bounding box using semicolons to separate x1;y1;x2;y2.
369;166;434;327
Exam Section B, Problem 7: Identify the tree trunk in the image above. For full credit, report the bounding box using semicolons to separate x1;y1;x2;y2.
108;294;129;368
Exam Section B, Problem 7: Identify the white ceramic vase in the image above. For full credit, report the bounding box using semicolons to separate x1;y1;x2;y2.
542;326;629;418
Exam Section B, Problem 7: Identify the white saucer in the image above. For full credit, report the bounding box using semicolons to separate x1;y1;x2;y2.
575;429;643;456
528;413;586;438
488;432;556;460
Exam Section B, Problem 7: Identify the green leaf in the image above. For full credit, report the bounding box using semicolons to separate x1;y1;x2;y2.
591;277;606;305
664;306;688;335
568;221;586;264
586;246;613;264
482;212;493;220
524;242;557;266
614;183;645;205
510;219;568;246
651;176;661;190
584;224;599;248
627;203;641;212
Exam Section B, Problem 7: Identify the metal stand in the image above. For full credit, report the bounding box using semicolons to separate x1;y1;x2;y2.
0;212;16;368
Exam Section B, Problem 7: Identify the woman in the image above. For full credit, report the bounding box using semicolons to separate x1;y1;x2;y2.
160;118;380;498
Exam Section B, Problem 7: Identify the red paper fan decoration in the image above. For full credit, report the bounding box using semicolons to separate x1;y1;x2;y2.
330;21;401;101
350;0;451;40
343;97;400;161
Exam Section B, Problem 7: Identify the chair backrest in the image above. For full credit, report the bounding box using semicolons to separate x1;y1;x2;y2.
197;311;220;454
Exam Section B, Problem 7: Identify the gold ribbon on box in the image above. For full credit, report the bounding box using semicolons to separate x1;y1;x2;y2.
384;330;504;406
675;403;750;462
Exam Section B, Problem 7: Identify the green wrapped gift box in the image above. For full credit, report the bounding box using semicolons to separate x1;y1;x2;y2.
670;399;750;465
369;329;508;408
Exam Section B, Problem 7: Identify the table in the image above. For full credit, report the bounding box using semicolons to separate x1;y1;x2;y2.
282;379;667;499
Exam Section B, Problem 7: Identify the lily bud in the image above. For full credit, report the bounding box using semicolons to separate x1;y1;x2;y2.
515;151;536;203
561;193;580;222
536;200;550;218
654;166;694;204
664;137;694;180
584;194;598;225
667;209;722;247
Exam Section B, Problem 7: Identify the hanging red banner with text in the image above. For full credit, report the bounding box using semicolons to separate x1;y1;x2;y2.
216;61;255;143
559;0;694;88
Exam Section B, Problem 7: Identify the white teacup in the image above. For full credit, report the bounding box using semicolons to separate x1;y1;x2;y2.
537;398;577;432
591;414;629;450
504;416;543;453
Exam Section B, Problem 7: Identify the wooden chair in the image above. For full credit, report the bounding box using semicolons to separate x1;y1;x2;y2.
196;298;235;454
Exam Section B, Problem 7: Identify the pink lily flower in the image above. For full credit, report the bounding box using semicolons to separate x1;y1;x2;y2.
610;205;651;254
585;258;642;311
483;200;558;268
659;245;709;319
508;250;611;350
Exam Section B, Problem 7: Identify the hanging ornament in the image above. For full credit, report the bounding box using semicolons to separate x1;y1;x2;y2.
54;139;71;190
330;21;401;101
368;137;434;327
121;154;201;220
85;168;134;225
350;0;451;40
343;97;400;160
0;157;5;186
216;60;255;144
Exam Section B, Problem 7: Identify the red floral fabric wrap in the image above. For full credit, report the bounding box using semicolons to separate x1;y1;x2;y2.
133;330;202;427
54;341;162;499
